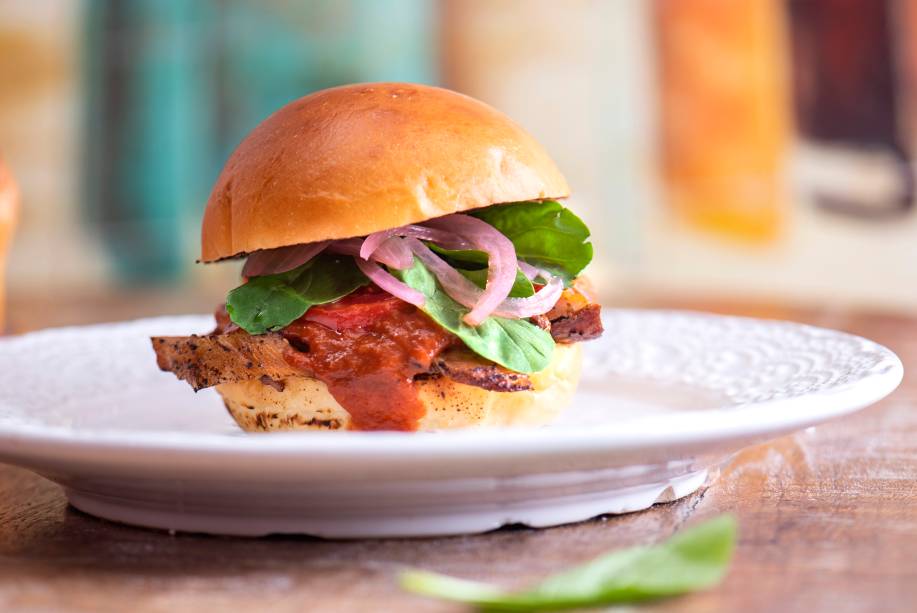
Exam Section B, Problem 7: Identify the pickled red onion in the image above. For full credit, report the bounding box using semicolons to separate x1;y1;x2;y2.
405;237;562;321
354;257;425;307
328;238;362;257
423;215;517;325
367;237;413;270
243;214;563;323
242;240;329;277
492;275;563;318
405;238;483;308
360;225;471;261
518;261;539;281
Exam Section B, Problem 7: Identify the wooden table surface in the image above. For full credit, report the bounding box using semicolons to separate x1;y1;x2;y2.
1;292;915;612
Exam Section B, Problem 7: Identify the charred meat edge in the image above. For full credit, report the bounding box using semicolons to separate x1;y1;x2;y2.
152;332;533;393
152;299;603;393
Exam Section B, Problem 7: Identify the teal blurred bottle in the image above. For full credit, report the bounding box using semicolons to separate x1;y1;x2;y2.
84;0;436;283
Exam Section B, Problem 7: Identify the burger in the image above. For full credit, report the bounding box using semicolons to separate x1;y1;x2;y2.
152;83;603;432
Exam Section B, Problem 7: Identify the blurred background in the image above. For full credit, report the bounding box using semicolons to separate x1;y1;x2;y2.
2;0;917;330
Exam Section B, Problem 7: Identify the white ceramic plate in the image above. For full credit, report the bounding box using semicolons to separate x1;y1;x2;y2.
0;310;902;538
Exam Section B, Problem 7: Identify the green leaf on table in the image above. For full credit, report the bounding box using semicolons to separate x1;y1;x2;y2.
226;253;368;334
458;267;535;298
394;258;554;374
400;515;737;611
469;200;593;283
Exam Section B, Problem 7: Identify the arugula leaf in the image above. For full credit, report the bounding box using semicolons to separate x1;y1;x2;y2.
469;200;593;283
400;515;737;611
394;258;554;373
458;268;535;298
428;245;538;296
226;253;368;334
428;244;488;269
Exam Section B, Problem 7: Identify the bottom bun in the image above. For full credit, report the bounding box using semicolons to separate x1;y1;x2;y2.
218;343;582;431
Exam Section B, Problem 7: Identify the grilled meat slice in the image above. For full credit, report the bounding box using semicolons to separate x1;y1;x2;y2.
152;331;532;394
152;332;300;391
153;289;602;393
549;303;603;343
429;348;533;392
531;313;551;332
532;287;605;343
153;332;533;394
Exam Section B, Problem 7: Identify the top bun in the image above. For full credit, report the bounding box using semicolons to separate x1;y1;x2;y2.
201;83;569;261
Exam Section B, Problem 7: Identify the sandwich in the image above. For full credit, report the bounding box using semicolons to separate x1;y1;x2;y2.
152;83;603;432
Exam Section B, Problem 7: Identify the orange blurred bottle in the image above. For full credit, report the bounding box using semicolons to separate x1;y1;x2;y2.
655;0;790;241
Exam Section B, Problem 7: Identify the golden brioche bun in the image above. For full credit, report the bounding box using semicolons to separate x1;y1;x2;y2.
201;82;569;262
218;343;581;432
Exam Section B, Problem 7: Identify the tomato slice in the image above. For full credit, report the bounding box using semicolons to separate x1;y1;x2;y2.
298;286;410;331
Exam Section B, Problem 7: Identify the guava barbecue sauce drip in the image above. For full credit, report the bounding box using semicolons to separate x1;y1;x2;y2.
269;287;455;431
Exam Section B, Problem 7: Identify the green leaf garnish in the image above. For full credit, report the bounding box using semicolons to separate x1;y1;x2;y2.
458;268;535;298
400;515;737;611
427;244;489;269
394;257;554;373
226;253;369;334
469;200;593;283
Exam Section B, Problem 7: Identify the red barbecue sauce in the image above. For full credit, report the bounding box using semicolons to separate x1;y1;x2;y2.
279;286;457;431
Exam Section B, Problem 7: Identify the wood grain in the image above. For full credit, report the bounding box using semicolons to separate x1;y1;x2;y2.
1;293;915;612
